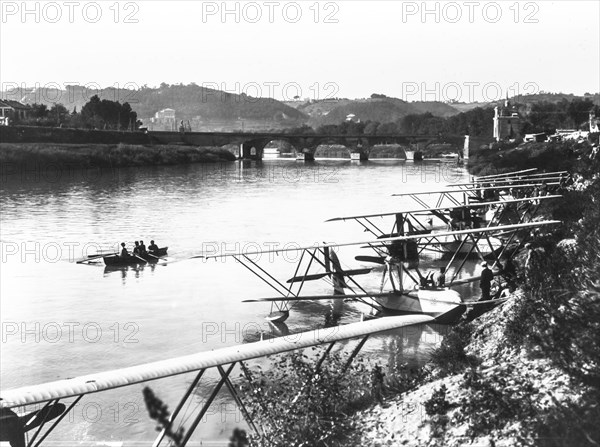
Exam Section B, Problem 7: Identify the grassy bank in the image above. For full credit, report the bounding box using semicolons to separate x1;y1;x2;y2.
0;142;236;171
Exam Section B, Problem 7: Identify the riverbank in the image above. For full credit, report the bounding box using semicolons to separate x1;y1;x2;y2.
351;139;600;446
0;142;236;171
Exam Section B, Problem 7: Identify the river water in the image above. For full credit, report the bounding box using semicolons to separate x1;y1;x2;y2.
0;158;474;445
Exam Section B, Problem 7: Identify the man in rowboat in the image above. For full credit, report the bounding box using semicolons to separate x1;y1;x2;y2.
120;242;129;258
148;240;159;254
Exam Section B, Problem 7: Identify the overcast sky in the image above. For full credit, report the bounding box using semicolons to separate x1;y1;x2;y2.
1;1;599;102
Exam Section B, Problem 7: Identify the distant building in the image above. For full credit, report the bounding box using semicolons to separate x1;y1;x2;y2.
556;129;589;141
493;99;522;141
155;108;175;120
150;108;176;131
524;133;547;143
0;99;30;124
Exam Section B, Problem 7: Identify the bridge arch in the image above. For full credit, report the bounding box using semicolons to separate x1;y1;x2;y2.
368;144;405;159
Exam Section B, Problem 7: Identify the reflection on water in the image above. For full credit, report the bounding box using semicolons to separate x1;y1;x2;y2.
1;159;470;442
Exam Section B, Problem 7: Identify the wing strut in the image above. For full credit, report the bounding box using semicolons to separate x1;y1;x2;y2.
180;363;237;447
342;335;370;373
32;396;82;447
217;365;260;436
152;369;206;447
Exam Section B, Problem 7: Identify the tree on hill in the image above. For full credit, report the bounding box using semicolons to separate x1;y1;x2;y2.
521;98;599;134
376;122;400;135
49;104;69;126
80;95;138;130
29;103;49;118
363;120;380;135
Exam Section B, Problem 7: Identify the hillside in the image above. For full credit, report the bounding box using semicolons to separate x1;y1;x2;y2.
3;87;597;133
410;101;461;117
301;96;460;127
6;84;308;131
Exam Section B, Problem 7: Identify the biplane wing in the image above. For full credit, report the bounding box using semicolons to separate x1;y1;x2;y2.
391;181;561;209
196;220;560;260
244;292;393;302
244;283;509;303
325;195;561;223
361;220;560;247
475;169;568;181
475;168;538;179
447;175;567;188
391;182;560;198
0;313;439;446
0;314;433;410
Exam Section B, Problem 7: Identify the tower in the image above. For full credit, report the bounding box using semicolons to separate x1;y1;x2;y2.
493;102;521;142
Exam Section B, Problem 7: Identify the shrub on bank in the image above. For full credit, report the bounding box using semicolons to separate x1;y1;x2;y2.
428;321;479;377
467;140;588;177
454;366;539;442
504;178;600;385
240;348;426;447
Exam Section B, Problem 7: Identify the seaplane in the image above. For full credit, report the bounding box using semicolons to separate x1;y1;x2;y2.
447;171;570;200
0;312;443;447
391;169;569;210
327;193;561;262
391;181;562;209
449;172;570;190
194;220;560;325
374;171;566;260
469;168;569;183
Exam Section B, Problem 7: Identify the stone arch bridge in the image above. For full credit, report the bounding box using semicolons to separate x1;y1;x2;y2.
148;131;469;161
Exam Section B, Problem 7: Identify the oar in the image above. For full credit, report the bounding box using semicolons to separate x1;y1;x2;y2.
77;253;117;264
145;252;169;264
133;254;148;264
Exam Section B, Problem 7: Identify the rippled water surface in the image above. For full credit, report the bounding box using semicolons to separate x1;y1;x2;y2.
1;159;473;443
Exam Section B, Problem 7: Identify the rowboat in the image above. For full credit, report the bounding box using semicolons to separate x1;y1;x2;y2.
103;247;168;266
